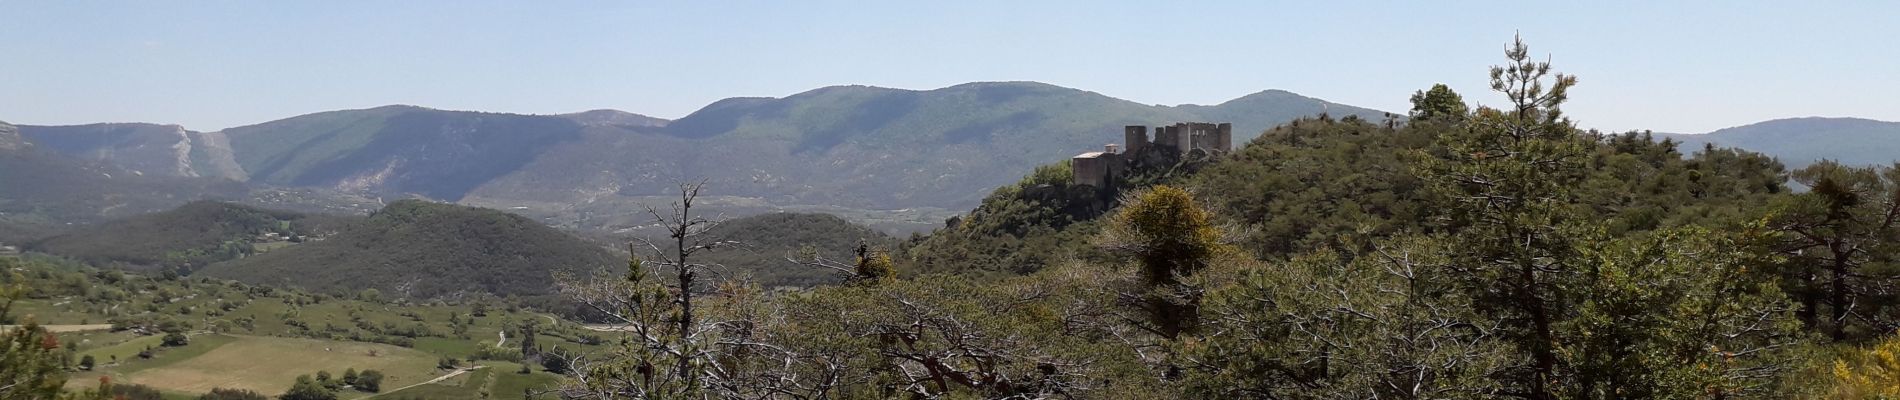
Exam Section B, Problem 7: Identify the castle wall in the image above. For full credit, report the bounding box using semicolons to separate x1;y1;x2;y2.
1216;123;1232;152
1155;125;1180;148
1073;121;1230;187
1072;153;1110;187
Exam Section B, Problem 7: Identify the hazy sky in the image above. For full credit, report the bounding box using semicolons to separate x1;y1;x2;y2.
2;1;1895;133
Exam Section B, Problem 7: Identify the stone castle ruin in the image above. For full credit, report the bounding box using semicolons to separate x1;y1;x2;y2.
1072;122;1232;187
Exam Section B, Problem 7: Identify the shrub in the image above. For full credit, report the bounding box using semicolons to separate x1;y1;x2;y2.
198;388;269;400
162;332;190;347
355;370;384;392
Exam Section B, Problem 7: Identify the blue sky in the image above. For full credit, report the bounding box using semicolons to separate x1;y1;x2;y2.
1;1;1895;133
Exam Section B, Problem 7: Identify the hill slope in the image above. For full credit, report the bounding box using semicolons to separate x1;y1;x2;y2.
469;82;1391;215
18;123;246;180
0;121;252;241
197;200;619;298
1665;117;1900;167
9;82;1391;230
691;212;896;288
222;105;606;200
28;201;343;270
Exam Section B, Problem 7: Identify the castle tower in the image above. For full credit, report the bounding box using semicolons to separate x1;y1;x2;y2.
1124;125;1148;154
1216;123;1233;152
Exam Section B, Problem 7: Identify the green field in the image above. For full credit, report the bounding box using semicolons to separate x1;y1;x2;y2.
380;361;562;400
75;335;439;398
7;258;602;399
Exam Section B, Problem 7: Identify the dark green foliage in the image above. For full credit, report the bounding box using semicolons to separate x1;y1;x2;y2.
1193;116;1439;258
162;331;190;347
540;347;571;374
0;272;68;399
355;369;385;392
198;388;269;400
901;148;1212;278
1765;160;1900;341
1408;83;1469;122
28;201;338;271
903;162;1108;278
282;374;337;400
1192;113;1784;264
689;212;895;288
197;200;619;299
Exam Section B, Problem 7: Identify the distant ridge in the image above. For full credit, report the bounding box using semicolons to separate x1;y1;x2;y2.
5;81;1392;230
1664;117;1900;167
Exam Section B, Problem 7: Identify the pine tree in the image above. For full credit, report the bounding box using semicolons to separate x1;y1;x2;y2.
1408;83;1469;122
1420;34;1587;399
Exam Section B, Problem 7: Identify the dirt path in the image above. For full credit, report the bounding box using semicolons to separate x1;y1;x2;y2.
366;366;486;399
496;329;507;348
580;324;632;332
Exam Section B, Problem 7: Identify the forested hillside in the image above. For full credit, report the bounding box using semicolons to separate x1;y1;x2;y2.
692;212;896;288
197;200;619;299
223;105;598;200
28;201;347;272
516;38;1900;398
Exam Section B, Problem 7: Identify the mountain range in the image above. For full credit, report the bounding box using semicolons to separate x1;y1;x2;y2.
5;82;1389;231
7;83;1898;238
1663;117;1900;167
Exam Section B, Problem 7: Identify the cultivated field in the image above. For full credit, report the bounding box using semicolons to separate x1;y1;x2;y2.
105;335;439;397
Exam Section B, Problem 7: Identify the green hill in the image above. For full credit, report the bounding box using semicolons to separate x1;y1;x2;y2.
27;201;344;271
196;199;619;299
1664;117;1900;167
905;116;1791;277
691;212;896;288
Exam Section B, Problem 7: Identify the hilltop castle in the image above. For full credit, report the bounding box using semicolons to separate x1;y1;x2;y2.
1072;122;1232;187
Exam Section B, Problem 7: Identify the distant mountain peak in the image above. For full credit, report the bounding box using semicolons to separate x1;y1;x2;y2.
560;109;669;128
1714;116;1898;132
